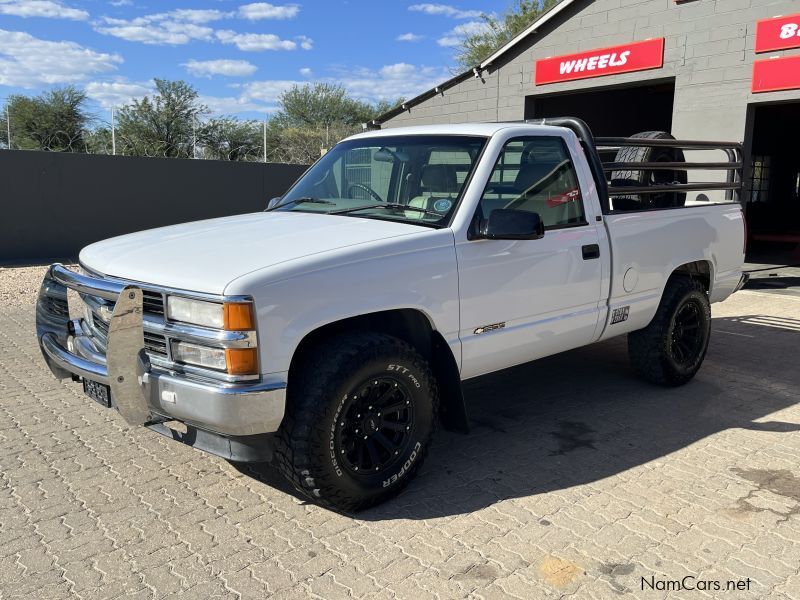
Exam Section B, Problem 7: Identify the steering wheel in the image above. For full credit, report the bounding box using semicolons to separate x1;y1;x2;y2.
347;182;385;203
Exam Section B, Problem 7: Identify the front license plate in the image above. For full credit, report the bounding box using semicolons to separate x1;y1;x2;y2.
83;379;112;408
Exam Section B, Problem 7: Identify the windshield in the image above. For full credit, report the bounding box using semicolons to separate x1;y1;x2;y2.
274;135;487;226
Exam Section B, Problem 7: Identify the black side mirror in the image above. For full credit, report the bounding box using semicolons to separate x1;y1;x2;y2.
266;197;282;210
479;209;545;240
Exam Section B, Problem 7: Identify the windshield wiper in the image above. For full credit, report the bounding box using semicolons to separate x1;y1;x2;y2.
331;203;445;219
267;196;336;211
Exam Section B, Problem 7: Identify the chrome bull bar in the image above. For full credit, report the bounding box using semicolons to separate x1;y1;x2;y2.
37;264;153;426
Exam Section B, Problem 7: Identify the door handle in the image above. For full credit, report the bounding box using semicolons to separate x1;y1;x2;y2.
582;244;600;260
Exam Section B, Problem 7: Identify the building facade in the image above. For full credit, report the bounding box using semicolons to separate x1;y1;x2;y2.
376;0;800;249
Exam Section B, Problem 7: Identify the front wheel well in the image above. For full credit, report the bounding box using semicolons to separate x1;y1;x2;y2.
287;310;469;433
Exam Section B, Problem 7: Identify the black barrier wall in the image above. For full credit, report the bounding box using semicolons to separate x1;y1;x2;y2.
0;151;309;262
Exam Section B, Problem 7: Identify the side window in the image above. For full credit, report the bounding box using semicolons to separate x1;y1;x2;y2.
479;136;586;229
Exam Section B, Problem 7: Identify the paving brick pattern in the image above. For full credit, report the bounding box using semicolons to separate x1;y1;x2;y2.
1;290;799;599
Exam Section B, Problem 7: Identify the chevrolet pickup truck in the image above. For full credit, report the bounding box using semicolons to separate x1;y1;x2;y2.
36;118;748;511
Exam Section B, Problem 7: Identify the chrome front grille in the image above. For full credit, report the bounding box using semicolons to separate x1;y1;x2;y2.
142;290;165;315
143;332;168;356
67;266;258;384
90;311;168;358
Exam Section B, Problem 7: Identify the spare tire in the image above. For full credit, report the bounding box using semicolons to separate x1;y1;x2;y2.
610;131;687;210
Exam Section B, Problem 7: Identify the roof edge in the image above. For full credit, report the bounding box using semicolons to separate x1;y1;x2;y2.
479;0;577;69
366;0;577;129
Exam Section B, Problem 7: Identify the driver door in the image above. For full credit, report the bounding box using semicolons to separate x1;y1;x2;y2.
457;135;605;379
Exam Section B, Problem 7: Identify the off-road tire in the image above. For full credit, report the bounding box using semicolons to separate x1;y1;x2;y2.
274;333;438;512
610;130;688;210
628;277;711;386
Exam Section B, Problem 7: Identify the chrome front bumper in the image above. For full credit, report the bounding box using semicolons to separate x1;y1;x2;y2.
36;264;286;437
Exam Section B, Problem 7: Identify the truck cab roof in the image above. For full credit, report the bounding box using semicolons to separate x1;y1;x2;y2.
346;122;563;141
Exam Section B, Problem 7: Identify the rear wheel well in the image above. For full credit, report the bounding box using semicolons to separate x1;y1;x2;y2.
671;260;711;292
288;310;468;433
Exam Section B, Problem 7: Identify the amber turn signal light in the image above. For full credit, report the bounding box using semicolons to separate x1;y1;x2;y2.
225;348;259;376
224;302;255;331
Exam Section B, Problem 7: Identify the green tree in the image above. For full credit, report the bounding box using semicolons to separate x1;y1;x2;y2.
116;79;206;158
84;127;114;155
200;117;263;161
271;83;375;129
3;86;91;151
455;0;561;69
266;83;403;164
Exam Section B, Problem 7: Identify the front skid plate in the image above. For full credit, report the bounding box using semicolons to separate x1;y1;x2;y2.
107;286;151;426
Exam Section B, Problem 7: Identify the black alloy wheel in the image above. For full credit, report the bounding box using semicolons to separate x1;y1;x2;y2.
628;276;711;386
669;299;705;368
334;377;415;476
275;333;438;511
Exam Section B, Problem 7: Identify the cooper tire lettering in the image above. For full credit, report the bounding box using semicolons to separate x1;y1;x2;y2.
383;442;422;488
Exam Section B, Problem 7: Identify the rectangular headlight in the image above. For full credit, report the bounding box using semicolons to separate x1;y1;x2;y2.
171;340;227;371
166;296;224;329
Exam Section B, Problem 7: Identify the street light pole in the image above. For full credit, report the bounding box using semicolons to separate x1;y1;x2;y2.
263;120;267;163
111;107;116;156
6;106;11;150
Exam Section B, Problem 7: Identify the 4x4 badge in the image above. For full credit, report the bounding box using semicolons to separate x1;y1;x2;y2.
611;306;630;324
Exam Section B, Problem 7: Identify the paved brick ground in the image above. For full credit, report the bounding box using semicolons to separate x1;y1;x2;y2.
1;287;799;599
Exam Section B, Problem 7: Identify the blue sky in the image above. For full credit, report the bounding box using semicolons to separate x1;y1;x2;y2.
0;0;509;122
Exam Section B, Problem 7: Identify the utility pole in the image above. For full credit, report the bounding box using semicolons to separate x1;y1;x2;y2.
111;107;116;156
192;118;197;159
263;120;267;163
5;105;10;150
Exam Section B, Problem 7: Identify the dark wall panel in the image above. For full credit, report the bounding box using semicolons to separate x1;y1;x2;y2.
0;151;308;262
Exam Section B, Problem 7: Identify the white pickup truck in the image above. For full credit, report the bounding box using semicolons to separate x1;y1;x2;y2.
37;118;748;511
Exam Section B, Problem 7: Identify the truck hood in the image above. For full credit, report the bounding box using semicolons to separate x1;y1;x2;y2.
79;211;428;294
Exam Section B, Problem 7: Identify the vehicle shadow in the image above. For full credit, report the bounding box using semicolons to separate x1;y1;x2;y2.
746;276;800;290
360;314;800;520
238;315;800;518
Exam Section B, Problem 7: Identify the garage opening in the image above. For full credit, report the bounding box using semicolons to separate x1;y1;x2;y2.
524;80;675;138
745;102;800;264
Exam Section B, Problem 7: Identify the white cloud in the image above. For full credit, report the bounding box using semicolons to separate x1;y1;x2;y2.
179;61;450;116
237;79;301;105
397;32;423;42
165;9;228;23
201;94;271;115
109;0;132;6
85;79;271;115
238;3;299;20
0;29;121;87
296;35;313;50
94;9;229;45
183;59;257;78
85;78;154;108
0;0;89;20
409;3;481;19
329;62;451;103
437;20;489;47
215;29;307;51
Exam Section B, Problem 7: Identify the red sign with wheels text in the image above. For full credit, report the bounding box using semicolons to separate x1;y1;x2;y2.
534;38;664;85
752;55;800;93
755;13;800;53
